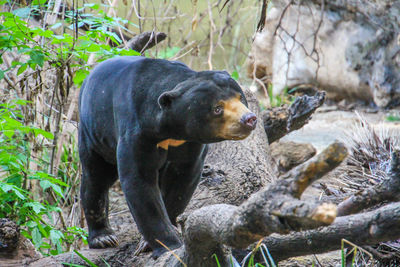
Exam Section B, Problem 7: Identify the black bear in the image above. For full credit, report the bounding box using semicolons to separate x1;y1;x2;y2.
78;56;257;257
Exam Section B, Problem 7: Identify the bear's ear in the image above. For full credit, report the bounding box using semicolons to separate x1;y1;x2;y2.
158;90;180;109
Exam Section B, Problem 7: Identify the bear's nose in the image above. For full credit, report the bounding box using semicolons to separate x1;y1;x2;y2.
240;112;257;130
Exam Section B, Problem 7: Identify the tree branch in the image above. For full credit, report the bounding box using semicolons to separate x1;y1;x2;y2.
263;91;325;143
180;141;346;266
251;149;400;263
125;31;167;54
263;202;400;262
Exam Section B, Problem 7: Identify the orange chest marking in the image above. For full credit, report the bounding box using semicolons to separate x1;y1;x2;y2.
157;139;186;150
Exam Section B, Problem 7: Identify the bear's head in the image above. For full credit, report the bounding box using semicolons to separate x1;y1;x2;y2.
158;71;257;143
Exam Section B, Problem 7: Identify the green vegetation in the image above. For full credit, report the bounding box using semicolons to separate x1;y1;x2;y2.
0;0;139;255
386;114;400;122
0;100;73;255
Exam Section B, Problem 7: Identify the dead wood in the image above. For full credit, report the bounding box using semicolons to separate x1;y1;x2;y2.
263;202;400;263
125;31;168;54
153;141;346;267
270;141;316;173
0;219;43;267
251;149;400;263
263;91;325;143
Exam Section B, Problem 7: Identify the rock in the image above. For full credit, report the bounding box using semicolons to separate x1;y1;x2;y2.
0;219;19;256
0;219;42;266
270;141;316;174
248;0;400;108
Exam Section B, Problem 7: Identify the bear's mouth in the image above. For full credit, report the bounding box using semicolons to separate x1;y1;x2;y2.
216;123;255;140
215;95;257;141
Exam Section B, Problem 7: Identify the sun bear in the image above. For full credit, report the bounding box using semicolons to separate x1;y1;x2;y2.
78;56;257;257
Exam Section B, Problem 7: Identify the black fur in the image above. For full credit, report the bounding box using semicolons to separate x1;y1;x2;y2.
78;56;253;257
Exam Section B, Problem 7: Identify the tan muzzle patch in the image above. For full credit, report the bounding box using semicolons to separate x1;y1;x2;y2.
217;95;253;140
157;139;186;150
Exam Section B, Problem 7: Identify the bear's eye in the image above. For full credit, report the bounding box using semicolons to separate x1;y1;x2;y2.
213;105;223;115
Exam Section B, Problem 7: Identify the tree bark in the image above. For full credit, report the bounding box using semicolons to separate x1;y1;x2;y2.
180;142;346;267
263;202;400;262
254;149;400;263
263;91;325;144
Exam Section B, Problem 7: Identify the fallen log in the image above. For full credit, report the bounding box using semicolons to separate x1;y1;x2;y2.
258;149;400;263
263;91;325;143
263;202;400;262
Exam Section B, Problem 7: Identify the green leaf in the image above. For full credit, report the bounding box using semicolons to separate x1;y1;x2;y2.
31;227;42;247
73;69;89;86
25;221;38;228
24;202;45;214
39;180;52;191
12;61;22;67
0;70;4;80
386;115;400;122
12;7;31;18
29;50;45;67
3;129;14;138
47;206;62;213
51;184;63;197
32;172;69;187
50;229;64;245
118;49;140;56
40;179;63;197
84;3;100;9
17;64;28;75
13;187;26;199
32;0;47;5
0;183;13;193
74;250;99;267
33;127;54;139
231;70;239;81
15;99;30;105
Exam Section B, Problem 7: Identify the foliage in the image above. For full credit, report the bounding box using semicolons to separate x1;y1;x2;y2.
386;114;400;122
0;0;141;256
0;100;87;255
267;84;294;108
0;0;140;87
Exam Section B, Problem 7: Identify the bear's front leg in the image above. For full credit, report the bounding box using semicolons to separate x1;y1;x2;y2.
117;136;182;258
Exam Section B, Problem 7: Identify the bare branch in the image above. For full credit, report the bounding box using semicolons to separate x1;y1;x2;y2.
263;91;325;143
263;202;400;262
125;31;167;53
181;142;346;266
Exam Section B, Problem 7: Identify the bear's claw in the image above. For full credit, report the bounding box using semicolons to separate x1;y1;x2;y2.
90;234;119;248
134;237;151;256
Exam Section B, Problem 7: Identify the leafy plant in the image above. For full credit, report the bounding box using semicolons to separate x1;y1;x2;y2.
341;239;373;267
0;100;68;254
267;84;294;108
0;0;141;254
0;0;140;87
386;114;400;122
